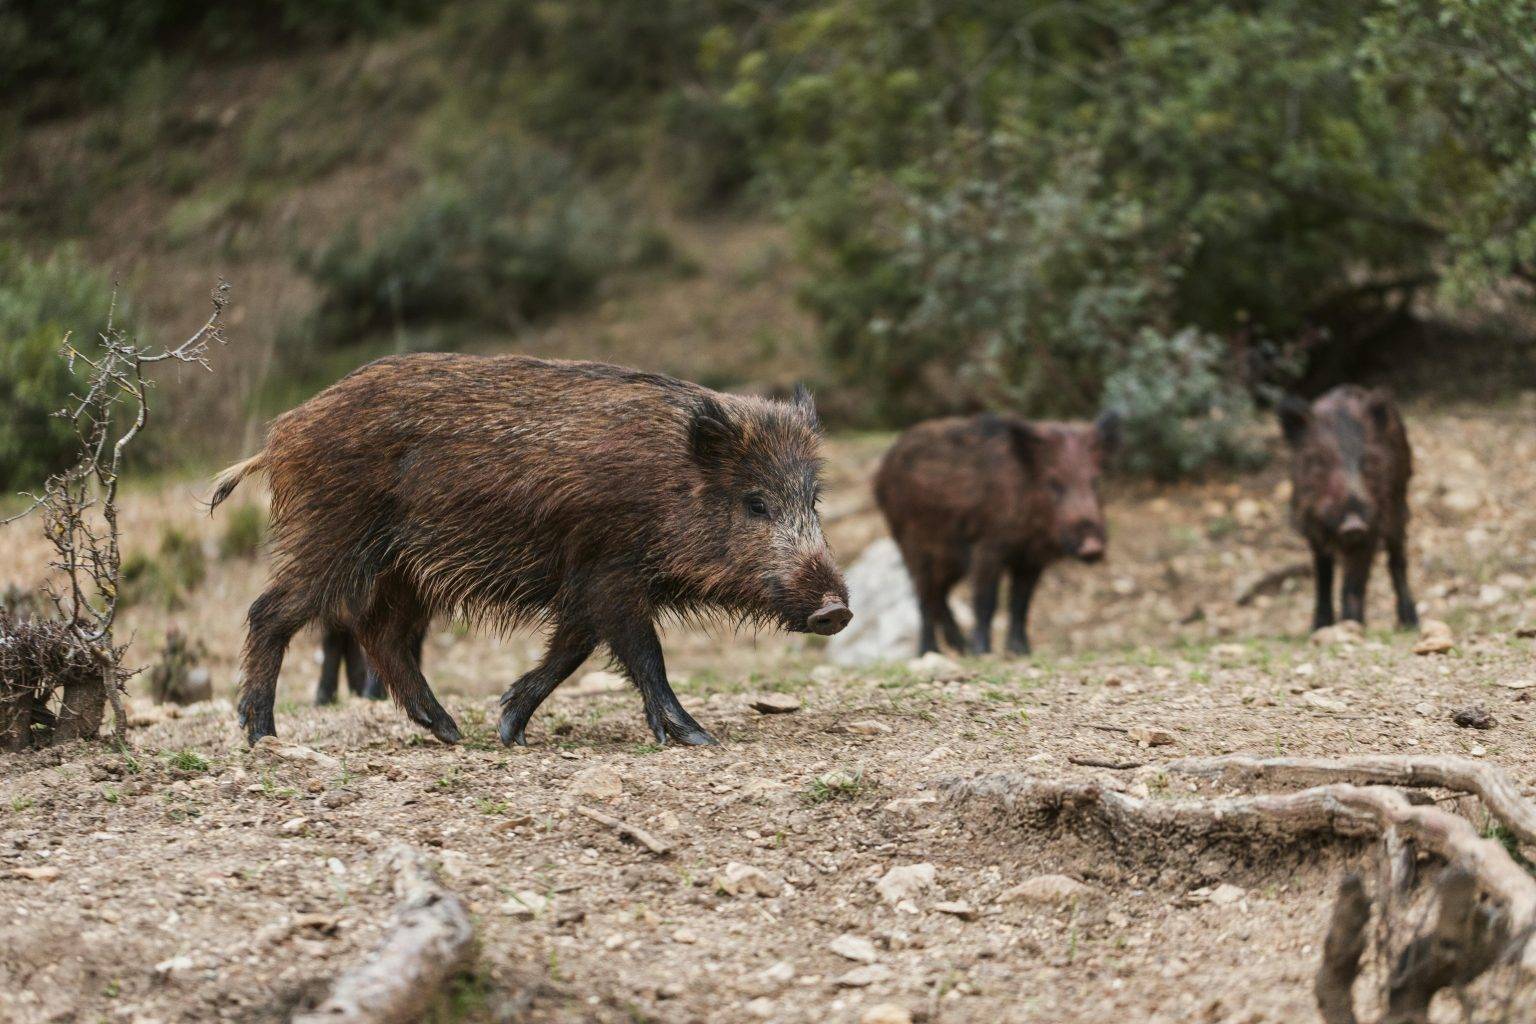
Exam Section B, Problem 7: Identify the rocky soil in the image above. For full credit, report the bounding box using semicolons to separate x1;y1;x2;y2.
2;402;1536;1023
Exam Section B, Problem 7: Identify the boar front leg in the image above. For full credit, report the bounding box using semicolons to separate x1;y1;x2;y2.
1339;547;1373;626
1310;544;1336;630
607;619;717;746
1387;535;1418;629
498;619;597;746
1005;563;1042;656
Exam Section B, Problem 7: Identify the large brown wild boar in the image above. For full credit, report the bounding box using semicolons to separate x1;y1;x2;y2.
875;412;1119;657
1279;385;1417;630
211;354;850;748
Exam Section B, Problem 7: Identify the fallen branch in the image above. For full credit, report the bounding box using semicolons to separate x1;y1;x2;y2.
292;847;474;1024
944;775;1536;938
1068;755;1144;770
575;804;673;856
1236;562;1312;606
1162;754;1536;849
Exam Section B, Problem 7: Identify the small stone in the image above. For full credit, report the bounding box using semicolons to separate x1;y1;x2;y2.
672;927;698;944
1413;619;1456;656
1311;621;1363;646
750;961;795;995
1211;643;1248;663
1441;488;1482;515
1232;498;1263;524
836;964;894;988
501;891;549;919
154;954;195;978
751;693;802;714
1001;874;1090;905
932;900;975;920
1129;725;1176;748
11;865;60;881
882;794;939;818
279;817;308;835
1302;691;1348;712
919;746;954;764
1414;702;1434;716
861;1005;914;1024
1452;706;1497;730
829;934;879;963
875;863;937;905
714;862;784;898
1209;883;1245;907
254;737;341;771
906;651;969;682
567;765;624;802
744;997;776;1019
845;719;893;736
1494;679;1536;690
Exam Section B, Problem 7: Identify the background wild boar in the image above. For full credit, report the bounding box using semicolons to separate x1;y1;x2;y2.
1280;385;1417;630
875;412;1119;656
313;624;424;705
212;354;850;748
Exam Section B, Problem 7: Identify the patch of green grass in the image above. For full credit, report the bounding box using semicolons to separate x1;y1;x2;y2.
803;769;865;805
633;742;664;755
477;798;510;816
10;796;35;813
164;749;210;773
425;970;495;1023
101;786;120;804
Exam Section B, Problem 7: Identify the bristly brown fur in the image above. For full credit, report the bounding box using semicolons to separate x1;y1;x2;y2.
1280;384;1416;630
875;411;1117;657
220;353;847;749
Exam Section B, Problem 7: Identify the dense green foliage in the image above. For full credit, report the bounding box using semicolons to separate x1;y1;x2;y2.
295;145;656;350
0;247;133;491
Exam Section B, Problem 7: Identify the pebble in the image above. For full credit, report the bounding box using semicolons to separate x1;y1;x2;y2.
1208;883;1246;907
861;1005;914;1024
1129;725;1176;747
829;934;878;963
567;765;624;802
845;719;893;736
1412;619;1456;656
750;693;802;714
714;862;784;898
502;891;548;918
1001;874;1090;905
932;900;975;920
875;863;936;905
835;964;894;988
906;652;969;682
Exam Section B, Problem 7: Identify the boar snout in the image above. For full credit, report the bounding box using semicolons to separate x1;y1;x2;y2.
1075;535;1105;563
807;596;852;636
1338;511;1370;543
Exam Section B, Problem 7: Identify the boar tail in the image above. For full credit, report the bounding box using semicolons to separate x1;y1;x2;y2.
208;452;267;512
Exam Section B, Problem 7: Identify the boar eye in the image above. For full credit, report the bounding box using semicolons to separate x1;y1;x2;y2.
745;495;771;519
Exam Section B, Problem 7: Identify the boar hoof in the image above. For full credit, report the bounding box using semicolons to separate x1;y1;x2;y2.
429;716;462;745
498;708;533;747
238;700;276;747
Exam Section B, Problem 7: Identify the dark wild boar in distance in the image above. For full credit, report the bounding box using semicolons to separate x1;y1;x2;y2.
1279;384;1418;630
210;354;850;749
876;411;1120;657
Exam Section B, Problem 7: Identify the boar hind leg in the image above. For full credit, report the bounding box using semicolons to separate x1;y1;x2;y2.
356;586;460;744
607;620;716;746
357;627;412;702
1387;535;1418;629
1005;563;1042;656
239;582;314;745
498;620;597;746
1339;547;1373;626
315;625;347;706
969;556;1003;655
1310;545;1337;630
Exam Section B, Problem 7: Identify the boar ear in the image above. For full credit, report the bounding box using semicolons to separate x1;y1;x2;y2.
1006;421;1045;469
690;394;741;470
1366;388;1395;430
790;382;821;432
1093;409;1123;458
1278;395;1311;447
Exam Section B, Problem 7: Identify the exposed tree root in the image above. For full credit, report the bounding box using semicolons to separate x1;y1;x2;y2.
1162;754;1536;848
948;772;1536;1021
292;847;475;1024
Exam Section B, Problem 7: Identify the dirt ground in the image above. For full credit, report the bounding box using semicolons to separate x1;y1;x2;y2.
3;402;1536;1023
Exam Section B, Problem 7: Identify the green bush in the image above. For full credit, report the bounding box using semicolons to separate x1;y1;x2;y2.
297;145;648;349
0;246;132;491
218;504;266;560
121;527;206;611
1101;328;1265;481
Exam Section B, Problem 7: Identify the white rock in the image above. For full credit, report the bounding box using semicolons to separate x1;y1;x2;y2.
932;900;975;920
836;964;894;988
1129;725;1176;747
1209;883;1245;906
744;996;776;1019
861;1005;914;1024
714;862;784;898
1302;691;1348;712
1413;619;1456;656
672;927;698;944
567;765;624;802
906;651;970;682
919;746;954;764
845;719;893;736
501;890;548;918
1001;874;1090;905
875;863;937;905
829;934;879;964
826;539;973;665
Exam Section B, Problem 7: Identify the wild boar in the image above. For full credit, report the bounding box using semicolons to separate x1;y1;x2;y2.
314;624;424;705
875;411;1119;656
1279;385;1417;629
211;354;849;748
